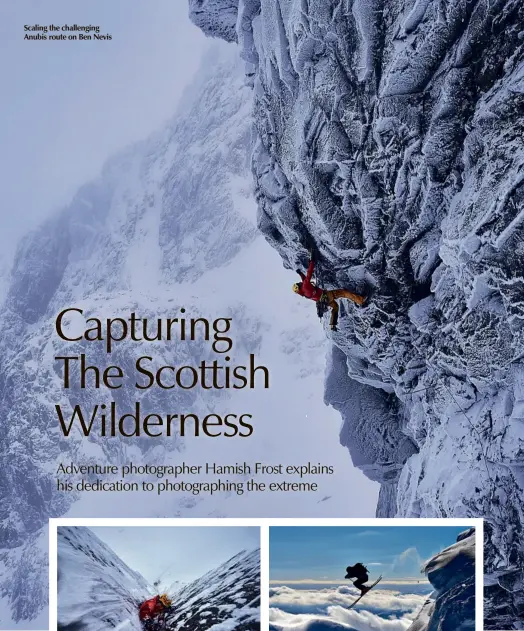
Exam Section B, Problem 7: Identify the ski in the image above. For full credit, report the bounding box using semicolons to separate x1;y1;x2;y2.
346;575;383;610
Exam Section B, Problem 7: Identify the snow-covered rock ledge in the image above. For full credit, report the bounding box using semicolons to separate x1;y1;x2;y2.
407;528;476;631
188;1;524;627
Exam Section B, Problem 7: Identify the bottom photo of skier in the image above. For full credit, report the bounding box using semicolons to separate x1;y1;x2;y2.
56;524;260;631
269;525;477;631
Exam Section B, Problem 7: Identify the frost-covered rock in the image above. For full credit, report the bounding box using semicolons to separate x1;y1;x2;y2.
325;344;417;484
188;1;524;627
188;0;239;43
407;528;475;631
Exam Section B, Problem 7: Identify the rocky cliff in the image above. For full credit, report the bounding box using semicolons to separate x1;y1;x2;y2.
188;1;524;627
407;528;475;631
166;548;260;631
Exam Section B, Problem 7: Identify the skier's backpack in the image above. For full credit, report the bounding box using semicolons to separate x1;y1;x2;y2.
355;562;369;574
316;293;329;319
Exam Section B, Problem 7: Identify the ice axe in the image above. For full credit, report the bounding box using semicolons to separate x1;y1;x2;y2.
295;245;316;275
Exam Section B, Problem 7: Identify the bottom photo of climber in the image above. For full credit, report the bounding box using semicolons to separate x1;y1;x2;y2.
55;524;260;631
269;524;479;631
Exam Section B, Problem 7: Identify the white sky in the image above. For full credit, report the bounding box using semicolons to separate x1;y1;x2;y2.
91;525;260;584
0;0;208;255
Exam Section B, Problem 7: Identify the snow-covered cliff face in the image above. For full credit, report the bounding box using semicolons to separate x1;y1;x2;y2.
167;548;260;631
58;527;152;631
188;1;524;628
407;528;475;631
57;526;260;631
0;43;252;551
189;0;239;42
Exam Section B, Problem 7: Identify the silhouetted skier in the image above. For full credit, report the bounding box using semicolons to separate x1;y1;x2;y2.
293;257;366;330
345;563;371;595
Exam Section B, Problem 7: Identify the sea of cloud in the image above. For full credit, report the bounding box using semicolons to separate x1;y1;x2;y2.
269;584;431;631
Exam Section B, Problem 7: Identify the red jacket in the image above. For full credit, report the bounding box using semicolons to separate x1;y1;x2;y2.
139;596;165;621
297;260;324;301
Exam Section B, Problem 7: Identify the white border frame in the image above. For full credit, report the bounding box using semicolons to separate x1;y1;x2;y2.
49;517;483;631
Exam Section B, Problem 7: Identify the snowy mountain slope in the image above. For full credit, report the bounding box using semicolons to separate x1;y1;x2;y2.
407;528;475;631
57;526;260;631
167;548;260;631
188;1;524;628
0;40;377;628
57;526;151;631
0;530;48;630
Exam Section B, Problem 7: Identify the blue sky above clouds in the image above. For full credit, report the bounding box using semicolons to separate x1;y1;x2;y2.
270;526;467;581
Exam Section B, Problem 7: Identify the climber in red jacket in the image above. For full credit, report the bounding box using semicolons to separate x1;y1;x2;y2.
293;257;366;330
139;594;172;629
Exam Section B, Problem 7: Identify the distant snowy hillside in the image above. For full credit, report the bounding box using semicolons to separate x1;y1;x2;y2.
57;526;260;631
189;1;524;627
0;41;376;628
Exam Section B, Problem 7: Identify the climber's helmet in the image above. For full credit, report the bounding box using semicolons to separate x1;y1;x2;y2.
292;282;301;294
159;594;172;608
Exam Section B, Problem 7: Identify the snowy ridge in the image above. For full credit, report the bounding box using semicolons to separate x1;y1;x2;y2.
0;42;256;555
167;548;260;631
188;1;524;628
57;526;152;631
